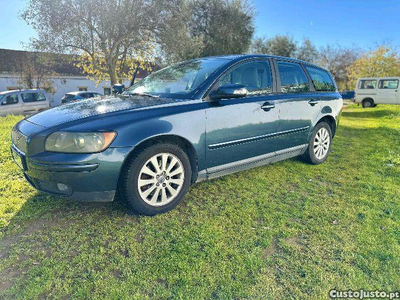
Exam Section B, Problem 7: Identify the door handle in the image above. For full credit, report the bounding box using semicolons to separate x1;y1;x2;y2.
261;102;275;111
308;99;318;106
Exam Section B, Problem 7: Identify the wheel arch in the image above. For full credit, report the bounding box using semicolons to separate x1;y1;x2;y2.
316;115;337;137
362;97;375;104
119;134;199;184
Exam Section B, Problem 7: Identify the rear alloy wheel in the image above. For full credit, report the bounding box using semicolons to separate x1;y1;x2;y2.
301;122;332;165
313;127;330;160
362;99;374;108
122;143;191;215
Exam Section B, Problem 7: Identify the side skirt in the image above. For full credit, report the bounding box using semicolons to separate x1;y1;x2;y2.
196;144;308;182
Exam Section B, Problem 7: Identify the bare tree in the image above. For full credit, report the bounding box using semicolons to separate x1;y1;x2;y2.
319;45;360;90
16;52;55;92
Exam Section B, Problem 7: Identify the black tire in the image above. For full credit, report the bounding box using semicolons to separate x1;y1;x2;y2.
121;142;192;215
301;122;333;165
362;99;374;108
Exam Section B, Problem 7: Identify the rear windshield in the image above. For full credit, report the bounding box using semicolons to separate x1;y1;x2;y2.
358;80;377;89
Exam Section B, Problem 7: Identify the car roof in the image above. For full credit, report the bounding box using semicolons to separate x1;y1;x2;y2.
0;89;46;95
66;91;101;95
357;77;400;80
200;54;328;71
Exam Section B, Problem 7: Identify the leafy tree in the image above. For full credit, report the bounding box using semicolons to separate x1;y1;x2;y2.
318;45;360;90
250;37;269;54
348;46;400;89
250;35;297;58
160;0;255;63
297;38;319;63
22;0;170;84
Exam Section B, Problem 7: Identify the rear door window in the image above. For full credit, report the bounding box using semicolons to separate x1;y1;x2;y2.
21;92;46;102
305;66;335;91
378;79;399;89
359;80;377;89
277;62;310;93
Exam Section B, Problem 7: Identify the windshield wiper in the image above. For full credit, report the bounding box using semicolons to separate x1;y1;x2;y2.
124;92;160;98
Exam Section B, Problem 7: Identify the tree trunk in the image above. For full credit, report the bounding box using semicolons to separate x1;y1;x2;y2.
109;67;118;86
107;58;118;85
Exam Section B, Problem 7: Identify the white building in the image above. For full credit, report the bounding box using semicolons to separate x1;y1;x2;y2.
0;48;149;107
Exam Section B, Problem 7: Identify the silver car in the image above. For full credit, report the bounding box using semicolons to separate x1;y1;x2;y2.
0;89;50;116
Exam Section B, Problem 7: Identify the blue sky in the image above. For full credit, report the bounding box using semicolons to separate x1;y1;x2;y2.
0;0;399;50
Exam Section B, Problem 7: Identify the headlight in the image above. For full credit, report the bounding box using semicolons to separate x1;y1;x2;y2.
45;132;116;153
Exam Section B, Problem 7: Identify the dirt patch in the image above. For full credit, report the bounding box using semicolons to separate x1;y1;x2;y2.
262;238;279;259
285;235;305;251
0;269;19;291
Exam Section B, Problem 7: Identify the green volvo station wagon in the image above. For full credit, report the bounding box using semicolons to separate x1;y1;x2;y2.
11;55;343;215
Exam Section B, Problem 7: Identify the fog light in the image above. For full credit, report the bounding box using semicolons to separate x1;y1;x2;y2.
57;183;69;191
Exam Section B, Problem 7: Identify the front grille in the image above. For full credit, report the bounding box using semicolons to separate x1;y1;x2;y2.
11;129;28;153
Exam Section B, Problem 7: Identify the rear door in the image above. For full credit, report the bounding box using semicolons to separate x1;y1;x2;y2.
205;59;283;169
20;92;48;114
275;61;326;149
377;79;398;104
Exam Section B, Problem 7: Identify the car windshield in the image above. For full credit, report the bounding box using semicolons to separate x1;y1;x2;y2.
127;59;227;99
64;94;75;99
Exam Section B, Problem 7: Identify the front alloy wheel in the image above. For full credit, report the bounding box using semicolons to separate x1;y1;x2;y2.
138;153;185;206
122;142;192;215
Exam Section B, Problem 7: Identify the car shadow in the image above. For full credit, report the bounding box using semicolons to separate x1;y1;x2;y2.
1;190;139;241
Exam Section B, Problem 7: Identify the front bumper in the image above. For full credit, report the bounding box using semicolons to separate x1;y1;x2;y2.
12;146;132;202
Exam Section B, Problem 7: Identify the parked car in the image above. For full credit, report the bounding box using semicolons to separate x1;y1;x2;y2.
11;55;342;215
61;91;102;104
340;90;355;100
354;77;400;107
0;89;50;116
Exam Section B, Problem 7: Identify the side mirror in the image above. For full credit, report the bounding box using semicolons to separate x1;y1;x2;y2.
112;84;125;94
209;84;248;100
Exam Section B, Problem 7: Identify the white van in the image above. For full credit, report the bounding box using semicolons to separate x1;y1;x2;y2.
354;77;400;107
0;89;50;116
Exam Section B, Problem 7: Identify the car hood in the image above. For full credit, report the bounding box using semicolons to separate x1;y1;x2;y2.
26;95;181;128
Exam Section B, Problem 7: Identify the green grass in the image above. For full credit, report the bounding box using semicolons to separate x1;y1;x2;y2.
0;104;399;299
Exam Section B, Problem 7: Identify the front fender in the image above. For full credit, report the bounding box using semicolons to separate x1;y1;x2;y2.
66;101;208;172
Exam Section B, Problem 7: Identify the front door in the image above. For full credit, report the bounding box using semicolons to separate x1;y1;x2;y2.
377;79;398;104
205;60;282;170
0;93;23;115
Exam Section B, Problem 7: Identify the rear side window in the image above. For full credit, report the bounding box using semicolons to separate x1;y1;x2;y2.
277;62;310;93
64;94;74;99
81;93;93;98
305;66;335;91
21;92;46;102
378;79;399;89
359;80;377;89
218;61;273;95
